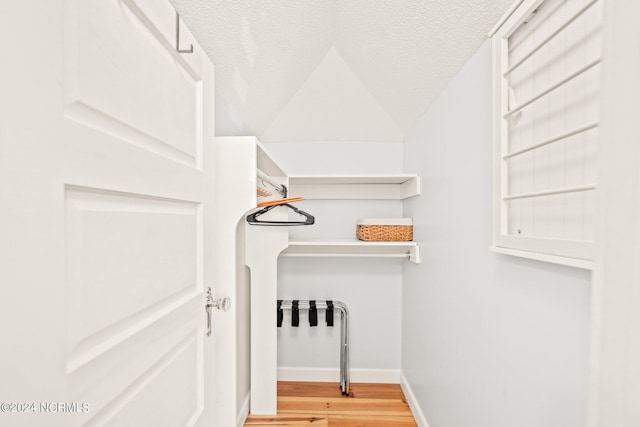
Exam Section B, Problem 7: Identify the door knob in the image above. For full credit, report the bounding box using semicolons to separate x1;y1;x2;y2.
205;287;231;336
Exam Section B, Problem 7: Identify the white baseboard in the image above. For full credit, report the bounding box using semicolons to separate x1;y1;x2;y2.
236;392;250;427
400;371;430;427
277;366;401;383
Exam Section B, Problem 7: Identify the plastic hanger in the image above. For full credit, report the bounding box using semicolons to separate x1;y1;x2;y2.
246;201;315;226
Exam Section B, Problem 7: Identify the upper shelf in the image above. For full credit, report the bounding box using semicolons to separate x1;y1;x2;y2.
288;174;420;200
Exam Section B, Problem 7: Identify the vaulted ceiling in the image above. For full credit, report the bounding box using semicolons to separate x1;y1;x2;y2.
171;0;513;142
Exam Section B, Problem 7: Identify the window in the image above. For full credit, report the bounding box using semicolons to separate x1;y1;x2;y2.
491;0;603;269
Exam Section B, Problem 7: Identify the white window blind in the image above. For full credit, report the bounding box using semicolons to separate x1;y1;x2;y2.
491;0;603;268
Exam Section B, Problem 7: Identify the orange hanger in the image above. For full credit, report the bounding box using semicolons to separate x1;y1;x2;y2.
257;196;304;208
256;186;272;197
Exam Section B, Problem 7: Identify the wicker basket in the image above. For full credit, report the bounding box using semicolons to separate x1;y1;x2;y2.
356;218;413;242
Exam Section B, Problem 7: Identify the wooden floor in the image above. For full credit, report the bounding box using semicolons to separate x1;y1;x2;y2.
244;382;417;427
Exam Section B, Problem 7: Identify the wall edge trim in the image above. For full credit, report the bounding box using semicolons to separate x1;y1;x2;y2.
236;392;250;427
400;371;431;427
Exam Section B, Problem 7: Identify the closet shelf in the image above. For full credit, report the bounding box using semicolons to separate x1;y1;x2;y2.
281;240;421;264
288;174;420;200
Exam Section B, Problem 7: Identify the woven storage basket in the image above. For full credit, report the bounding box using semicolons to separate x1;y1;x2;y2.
356;218;413;242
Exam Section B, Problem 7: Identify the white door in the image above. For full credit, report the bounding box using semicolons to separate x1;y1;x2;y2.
0;1;220;426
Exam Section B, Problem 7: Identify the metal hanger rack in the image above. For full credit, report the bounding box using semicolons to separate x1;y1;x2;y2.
277;299;350;395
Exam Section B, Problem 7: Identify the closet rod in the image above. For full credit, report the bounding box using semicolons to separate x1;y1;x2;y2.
280;253;411;259
257;168;286;196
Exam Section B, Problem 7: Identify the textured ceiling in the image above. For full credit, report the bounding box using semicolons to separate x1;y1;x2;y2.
170;0;513;142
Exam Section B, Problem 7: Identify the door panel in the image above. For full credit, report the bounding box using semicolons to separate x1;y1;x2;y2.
100;335;201;427
0;0;217;426
64;0;202;167
61;0;215;424
68;309;203;427
65;187;201;372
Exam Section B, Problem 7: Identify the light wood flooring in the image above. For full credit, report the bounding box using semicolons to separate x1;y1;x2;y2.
244;382;418;427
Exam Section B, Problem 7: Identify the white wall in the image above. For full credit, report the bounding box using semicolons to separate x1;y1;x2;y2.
402;40;591;427
264;141;402;175
215;91;255;137
260;48;403;143
265;141;405;378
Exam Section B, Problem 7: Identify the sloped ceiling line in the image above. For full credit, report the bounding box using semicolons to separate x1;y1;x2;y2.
170;0;514;141
261;47;404;143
